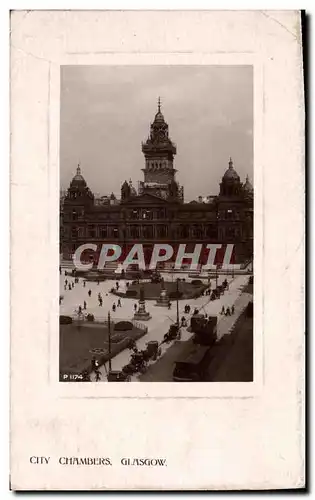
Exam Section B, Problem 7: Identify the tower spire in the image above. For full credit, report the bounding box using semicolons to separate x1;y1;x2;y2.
76;162;81;175
229;157;233;169
158;96;161;113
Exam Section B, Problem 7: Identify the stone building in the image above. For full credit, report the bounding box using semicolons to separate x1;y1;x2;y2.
61;101;253;266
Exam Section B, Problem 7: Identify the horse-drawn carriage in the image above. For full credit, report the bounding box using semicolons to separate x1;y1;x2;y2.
122;341;161;376
162;323;181;344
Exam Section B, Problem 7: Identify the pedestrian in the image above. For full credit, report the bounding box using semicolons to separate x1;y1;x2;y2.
116;281;119;290
72;282;75;289
83;300;87;310
65;270;67;276
88;289;91;297
187;305;191;314
78;305;82;314
65;279;68;286
117;298;121;307
99;298;103;307
168;301;172;310
221;305;225;315
231;305;235;314
68;284;71;291
226;307;231;316
97;280;100;285
95;369;101;382
134;303;137;312
112;303;116;312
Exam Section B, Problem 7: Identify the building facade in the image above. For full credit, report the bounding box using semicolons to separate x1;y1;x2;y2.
61;102;253;266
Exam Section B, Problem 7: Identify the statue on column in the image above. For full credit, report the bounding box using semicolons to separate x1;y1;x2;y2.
133;285;151;321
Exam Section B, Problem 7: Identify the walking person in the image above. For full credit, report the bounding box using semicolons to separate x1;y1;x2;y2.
112;303;116;313
117;298;121;307
68;284;71;291
65;279;68;286
231;305;235;315
221;305;225;315
83;280;86;287
134;303;137;312
88;289;92;298
83;300;87;310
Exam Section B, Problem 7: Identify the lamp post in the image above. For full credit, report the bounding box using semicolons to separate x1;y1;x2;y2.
108;311;112;373
176;278;180;327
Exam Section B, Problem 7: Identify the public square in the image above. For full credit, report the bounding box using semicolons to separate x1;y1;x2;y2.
59;267;253;382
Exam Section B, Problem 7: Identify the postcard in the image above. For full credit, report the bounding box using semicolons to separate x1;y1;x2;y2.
10;10;305;490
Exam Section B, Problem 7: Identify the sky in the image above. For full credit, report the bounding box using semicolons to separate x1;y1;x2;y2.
60;65;253;201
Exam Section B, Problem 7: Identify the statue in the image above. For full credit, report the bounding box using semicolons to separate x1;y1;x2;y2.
121;180;130;200
168;179;179;199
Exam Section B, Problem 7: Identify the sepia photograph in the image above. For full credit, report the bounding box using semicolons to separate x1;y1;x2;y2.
59;65;254;383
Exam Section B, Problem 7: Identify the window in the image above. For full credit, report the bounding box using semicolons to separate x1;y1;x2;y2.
142;210;153;220
192;225;203;239
156;209;165;219
77;227;85;238
158;225;167;238
71;227;78;239
178;225;189;238
100;227;107;238
130;225;139;239
88;225;96;238
206;225;217;239
143;226;153;239
131;210;139;220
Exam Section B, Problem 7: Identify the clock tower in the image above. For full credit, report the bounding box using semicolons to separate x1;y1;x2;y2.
141;98;178;199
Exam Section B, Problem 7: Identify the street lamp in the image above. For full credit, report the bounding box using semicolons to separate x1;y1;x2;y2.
107;311;112;373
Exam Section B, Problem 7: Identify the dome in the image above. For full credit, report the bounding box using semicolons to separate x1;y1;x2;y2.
153;97;165;123
223;158;240;181
244;175;253;192
70;165;87;187
154;111;165;123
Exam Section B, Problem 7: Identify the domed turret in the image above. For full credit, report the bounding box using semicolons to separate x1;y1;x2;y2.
153;97;165;123
223;158;240;181
219;158;242;197
70;164;87;188
243;174;253;193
